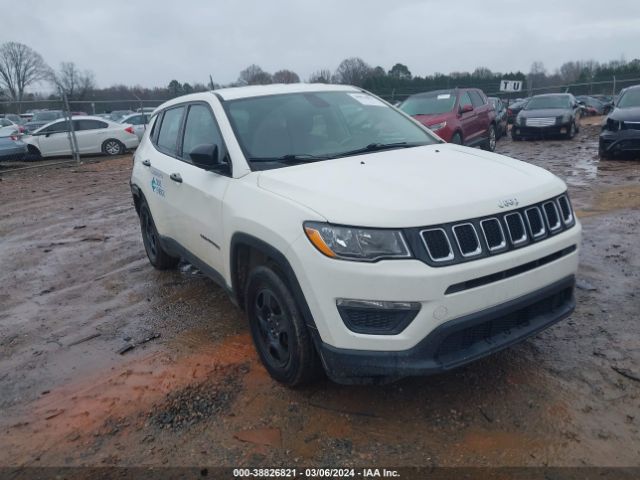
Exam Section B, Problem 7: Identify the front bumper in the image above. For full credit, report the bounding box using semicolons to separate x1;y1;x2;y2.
512;123;570;137
599;129;640;153
317;275;575;383
319;275;575;383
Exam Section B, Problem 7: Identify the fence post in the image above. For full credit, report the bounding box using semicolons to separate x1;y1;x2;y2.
61;90;81;166
613;76;616;95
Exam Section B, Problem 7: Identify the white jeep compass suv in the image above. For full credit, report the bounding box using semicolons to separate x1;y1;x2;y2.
130;84;581;386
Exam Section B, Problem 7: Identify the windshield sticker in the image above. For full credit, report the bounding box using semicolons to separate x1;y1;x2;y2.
151;175;166;198
437;94;451;100
349;93;386;107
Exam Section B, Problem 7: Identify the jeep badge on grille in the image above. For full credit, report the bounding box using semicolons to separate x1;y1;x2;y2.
498;198;519;208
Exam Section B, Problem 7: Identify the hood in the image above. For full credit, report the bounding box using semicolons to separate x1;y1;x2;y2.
257;144;565;227
519;108;571;119
412;112;451;127
608;106;640;122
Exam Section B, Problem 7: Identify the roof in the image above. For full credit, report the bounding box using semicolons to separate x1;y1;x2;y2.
214;83;360;100
153;83;363;113
532;93;572;97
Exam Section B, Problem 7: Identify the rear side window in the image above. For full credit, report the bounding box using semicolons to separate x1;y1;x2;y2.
469;91;485;107
156;106;185;155
75;120;108;131
181;104;224;162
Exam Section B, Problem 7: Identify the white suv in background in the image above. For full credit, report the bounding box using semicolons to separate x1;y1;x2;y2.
130;84;581;386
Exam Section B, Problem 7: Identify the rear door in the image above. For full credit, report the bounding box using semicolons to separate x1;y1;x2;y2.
73;119;110;153
468;90;490;142
168;102;230;273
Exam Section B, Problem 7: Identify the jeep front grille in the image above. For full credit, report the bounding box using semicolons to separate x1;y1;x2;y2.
416;193;576;267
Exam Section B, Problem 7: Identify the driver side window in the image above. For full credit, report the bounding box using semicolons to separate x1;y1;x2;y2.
43;121;70;133
458;92;472;110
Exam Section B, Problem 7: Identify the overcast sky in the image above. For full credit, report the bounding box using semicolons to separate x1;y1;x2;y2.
3;0;640;90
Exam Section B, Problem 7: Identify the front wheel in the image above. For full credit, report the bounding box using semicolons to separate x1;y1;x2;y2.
245;266;320;387
566;122;576;140
482;125;496;151
102;139;125;156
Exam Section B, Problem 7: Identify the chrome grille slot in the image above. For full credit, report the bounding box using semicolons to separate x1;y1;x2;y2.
452;223;482;257
421;228;454;262
556;195;574;225
525;117;556;127
504;212;527;245
480;218;506;252
543;201;561;231
525;207;546;238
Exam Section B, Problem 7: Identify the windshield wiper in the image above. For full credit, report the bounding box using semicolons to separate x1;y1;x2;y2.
329;142;419;158
248;153;329;164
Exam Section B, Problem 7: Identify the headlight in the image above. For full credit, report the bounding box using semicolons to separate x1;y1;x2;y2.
558;114;571;124
304;222;411;261
427;121;446;131
517;116;525;125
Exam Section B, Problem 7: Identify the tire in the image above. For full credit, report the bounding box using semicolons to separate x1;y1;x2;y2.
25;145;42;161
245;265;321;387
102;139;125;156
482;125;497;152
599;142;612;160
139;200;179;269
450;132;462;145
566;122;576;140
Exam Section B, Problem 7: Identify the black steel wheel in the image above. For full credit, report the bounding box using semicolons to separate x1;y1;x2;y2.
245;266;320;386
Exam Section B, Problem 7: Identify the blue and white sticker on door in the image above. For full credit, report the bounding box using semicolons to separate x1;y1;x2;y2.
150;169;166;198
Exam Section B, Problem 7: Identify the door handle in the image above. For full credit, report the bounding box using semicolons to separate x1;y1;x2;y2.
141;159;151;167
170;173;183;183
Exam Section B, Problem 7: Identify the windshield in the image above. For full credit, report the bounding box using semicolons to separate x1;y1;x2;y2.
399;91;456;115
32;111;60;122
525;96;571;110
617;89;640;108
225;91;438;167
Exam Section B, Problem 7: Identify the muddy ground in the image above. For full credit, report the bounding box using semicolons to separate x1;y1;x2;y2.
1;119;639;469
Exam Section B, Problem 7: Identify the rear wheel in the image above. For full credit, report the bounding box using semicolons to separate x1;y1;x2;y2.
245;266;320;387
450;132;462;145
102;139;125;156
482;125;496;151
139;200;179;269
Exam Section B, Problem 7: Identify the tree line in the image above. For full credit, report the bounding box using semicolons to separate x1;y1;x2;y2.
1;41;640;113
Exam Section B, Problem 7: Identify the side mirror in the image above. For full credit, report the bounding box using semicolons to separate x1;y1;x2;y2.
189;143;223;171
460;104;474;114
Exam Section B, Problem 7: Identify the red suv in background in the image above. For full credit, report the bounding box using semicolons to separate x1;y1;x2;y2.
399;88;497;151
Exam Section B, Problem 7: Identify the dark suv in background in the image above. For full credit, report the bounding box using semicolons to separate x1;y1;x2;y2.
599;84;640;159
399;88;497;151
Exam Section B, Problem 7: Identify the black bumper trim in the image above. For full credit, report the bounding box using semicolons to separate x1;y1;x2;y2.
317;275;575;383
